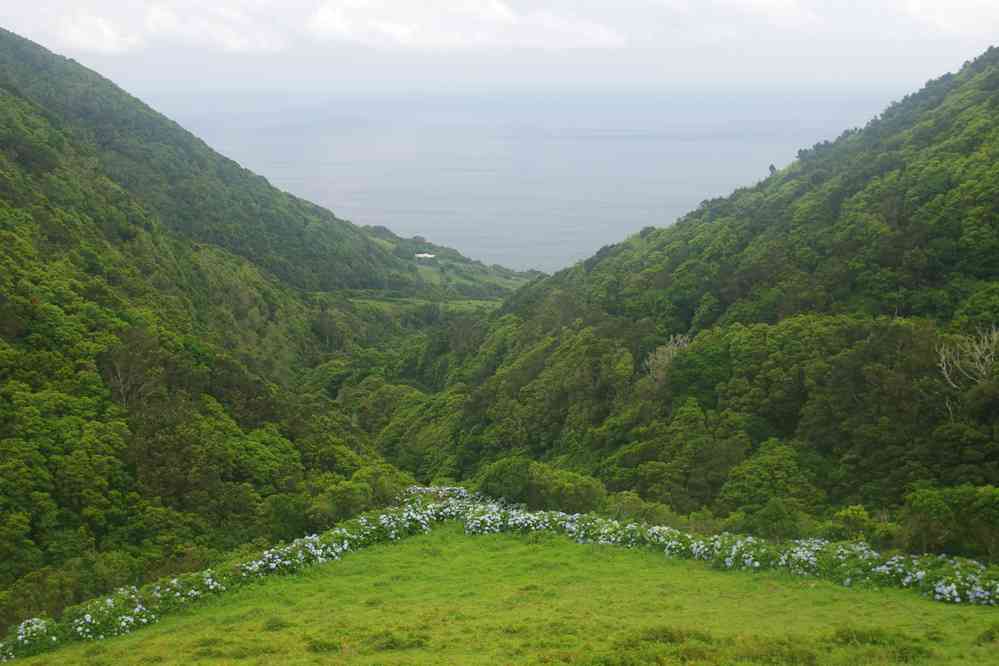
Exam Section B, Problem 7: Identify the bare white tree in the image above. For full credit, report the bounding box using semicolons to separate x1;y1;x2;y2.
645;334;691;386
938;326;999;390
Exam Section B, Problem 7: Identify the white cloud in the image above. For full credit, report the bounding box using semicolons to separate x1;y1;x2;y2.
56;12;142;54
4;1;997;94
144;4;287;53
904;0;999;37
727;0;818;28
307;0;625;51
653;0;818;33
11;1;997;59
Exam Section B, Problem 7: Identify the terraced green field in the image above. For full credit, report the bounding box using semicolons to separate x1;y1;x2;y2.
20;524;999;665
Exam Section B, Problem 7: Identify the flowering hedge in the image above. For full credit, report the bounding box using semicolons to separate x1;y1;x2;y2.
2;486;996;662
459;500;999;606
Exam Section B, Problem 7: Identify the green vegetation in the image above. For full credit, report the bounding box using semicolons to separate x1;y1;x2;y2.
364;225;543;299
3;21;999;657
18;524;999;665
6;488;993;662
346;47;999;563
0;28;536;297
0;27;530;632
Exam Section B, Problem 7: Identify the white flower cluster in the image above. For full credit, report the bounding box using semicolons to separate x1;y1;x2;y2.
241;529;367;577
70;586;159;642
723;536;765;570
147;570;231;613
405;485;472;500
0;618;56;661
776;539;827;575
14;619;52;646
238;500;448;581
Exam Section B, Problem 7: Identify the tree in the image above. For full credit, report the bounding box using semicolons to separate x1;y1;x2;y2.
99;325;164;410
938;326;998;391
903;487;954;553
830;505;874;540
644;334;690;387
716;439;822;516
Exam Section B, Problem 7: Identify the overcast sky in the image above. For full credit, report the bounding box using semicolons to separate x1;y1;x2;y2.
4;1;998;97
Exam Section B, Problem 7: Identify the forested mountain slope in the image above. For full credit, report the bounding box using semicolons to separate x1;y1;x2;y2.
354;47;999;558
534;46;999;329
0;54;407;632
0;27;536;298
0;27;413;293
0;29;532;631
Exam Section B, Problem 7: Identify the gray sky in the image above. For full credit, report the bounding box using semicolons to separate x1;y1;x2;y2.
5;1;998;96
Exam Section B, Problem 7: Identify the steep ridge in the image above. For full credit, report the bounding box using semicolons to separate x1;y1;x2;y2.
532;45;999;329
0;27;413;293
356;47;999;559
0;28;537;298
0;51;404;631
0;28;530;631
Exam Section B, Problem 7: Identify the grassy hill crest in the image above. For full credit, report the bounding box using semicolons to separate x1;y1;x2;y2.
5;488;998;664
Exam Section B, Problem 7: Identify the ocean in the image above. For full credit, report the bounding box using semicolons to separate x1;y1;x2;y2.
153;91;894;273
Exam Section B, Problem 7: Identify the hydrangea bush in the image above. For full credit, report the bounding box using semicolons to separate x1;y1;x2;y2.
2;485;995;662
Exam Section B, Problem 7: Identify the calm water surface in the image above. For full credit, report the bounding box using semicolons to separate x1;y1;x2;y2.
155;92;892;272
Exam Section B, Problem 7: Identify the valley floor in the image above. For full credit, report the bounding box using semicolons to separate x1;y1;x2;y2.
22;523;998;665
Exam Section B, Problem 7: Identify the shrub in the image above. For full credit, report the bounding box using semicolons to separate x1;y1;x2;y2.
476;458;606;513
829;505;874;540
365;630;428;651
262;617;291;632
975;622;999;645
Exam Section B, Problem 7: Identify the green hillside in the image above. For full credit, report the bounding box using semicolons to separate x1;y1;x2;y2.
364;225;545;300
4;22;999;662
0;27;531;632
348;47;999;559
0;28;418;293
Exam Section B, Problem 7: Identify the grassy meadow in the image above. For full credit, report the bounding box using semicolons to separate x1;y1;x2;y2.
20;523;999;665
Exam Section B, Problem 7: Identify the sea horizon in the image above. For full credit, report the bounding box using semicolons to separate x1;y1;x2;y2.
152;90;898;273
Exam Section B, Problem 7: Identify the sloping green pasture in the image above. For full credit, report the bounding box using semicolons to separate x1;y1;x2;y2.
22;524;998;665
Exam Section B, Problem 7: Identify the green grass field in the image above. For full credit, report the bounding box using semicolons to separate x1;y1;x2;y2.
22;524;999;665
349;296;501;316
